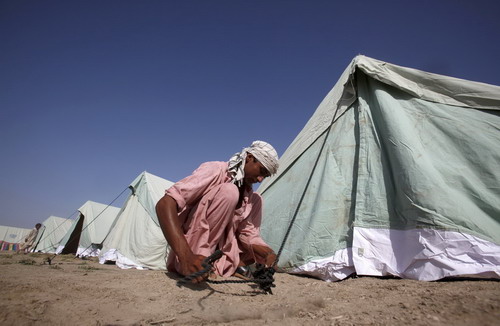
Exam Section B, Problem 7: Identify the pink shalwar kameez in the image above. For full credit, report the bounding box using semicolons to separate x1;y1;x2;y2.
165;161;269;277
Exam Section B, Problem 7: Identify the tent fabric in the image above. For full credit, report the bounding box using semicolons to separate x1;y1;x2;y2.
56;201;120;257
258;55;500;281
0;225;31;243
33;216;73;253
99;171;174;270
0;225;31;251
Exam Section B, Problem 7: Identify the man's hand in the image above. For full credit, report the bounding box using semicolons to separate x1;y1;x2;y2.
264;251;277;268
156;195;210;283
251;244;277;268
179;253;208;283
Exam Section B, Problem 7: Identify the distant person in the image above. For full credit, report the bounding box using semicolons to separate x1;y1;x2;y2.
156;141;279;282
18;223;42;254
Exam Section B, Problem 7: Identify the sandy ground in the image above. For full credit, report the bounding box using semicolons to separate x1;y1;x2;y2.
0;252;499;326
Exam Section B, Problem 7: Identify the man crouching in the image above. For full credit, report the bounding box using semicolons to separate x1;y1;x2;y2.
156;141;278;282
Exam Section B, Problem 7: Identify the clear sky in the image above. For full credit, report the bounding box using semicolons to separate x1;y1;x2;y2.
1;0;499;228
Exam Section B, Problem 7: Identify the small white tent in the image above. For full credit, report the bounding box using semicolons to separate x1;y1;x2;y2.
0;225;31;251
56;201;120;257
100;171;174;269
259;55;500;281
33;216;73;253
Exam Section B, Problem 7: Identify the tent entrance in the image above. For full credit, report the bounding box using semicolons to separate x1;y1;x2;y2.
61;214;84;255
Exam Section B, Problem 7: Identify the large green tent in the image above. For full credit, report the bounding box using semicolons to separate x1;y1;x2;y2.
259;55;500;281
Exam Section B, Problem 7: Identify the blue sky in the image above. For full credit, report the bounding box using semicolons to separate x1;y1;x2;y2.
1;0;499;228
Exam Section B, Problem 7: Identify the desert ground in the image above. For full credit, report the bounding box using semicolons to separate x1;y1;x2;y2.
0;251;498;326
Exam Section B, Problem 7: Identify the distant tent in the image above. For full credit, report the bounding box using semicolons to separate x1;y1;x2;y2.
99;171;175;269
0;225;31;251
33;216;73;253
259;55;500;281
56;201;120;257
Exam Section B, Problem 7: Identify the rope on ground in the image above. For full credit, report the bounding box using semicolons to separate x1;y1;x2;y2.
177;250;276;294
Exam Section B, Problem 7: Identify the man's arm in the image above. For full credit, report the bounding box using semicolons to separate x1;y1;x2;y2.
156;194;207;281
236;193;277;267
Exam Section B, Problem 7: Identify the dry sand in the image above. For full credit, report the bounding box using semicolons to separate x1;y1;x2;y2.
0;252;499;326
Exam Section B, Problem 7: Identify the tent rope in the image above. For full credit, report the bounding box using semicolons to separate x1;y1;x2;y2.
273;126;333;265
272;73;358;266
74;186;129;258
177;250;276;294
45;186;129;264
272;99;350;265
33;210;79;253
31;225;47;252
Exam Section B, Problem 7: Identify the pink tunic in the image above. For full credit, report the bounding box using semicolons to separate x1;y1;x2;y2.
166;161;269;277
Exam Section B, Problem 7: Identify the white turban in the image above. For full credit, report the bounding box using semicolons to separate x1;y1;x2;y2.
228;140;279;187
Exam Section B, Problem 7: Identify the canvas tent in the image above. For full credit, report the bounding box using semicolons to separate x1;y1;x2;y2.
258;55;500;282
56;201;120;257
33;216;73;253
99;171;175;269
0;225;31;251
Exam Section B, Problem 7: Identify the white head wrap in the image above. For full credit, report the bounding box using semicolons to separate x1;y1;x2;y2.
228;140;279;187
